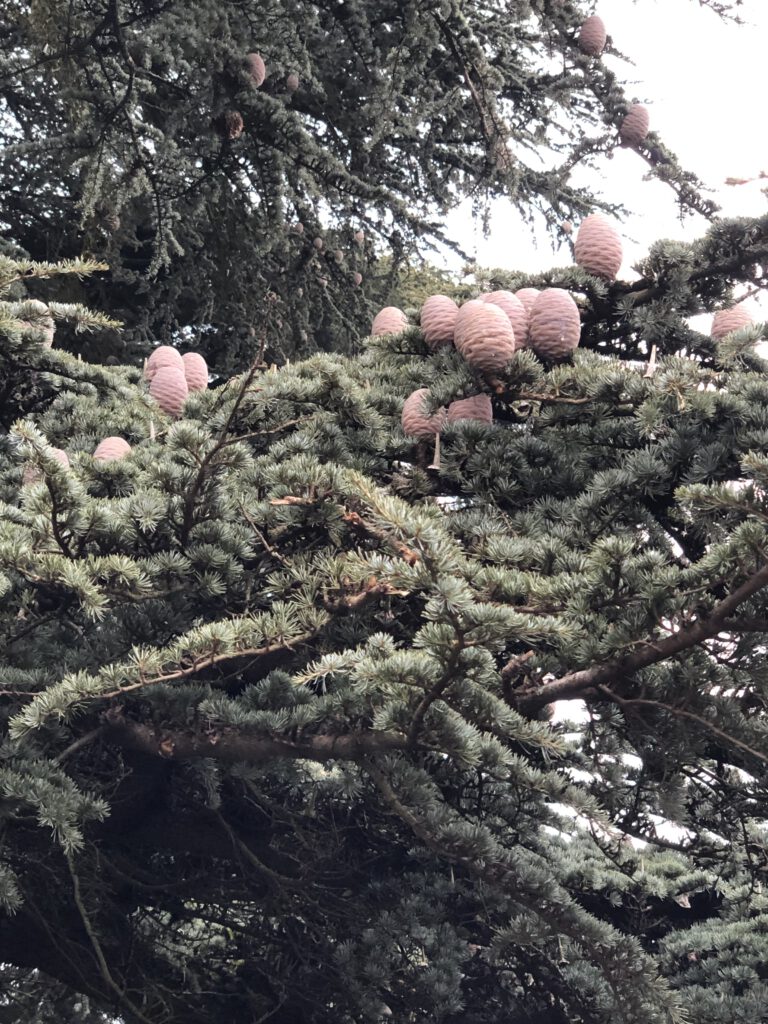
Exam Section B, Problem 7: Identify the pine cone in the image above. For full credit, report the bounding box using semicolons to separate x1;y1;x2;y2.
401;388;446;438
420;295;458;350
182;352;209;392
574;214;623;280
528;289;581;361
214;110;245;140
578;15;607;56
150;365;189;418
372;307;408;336
481;290;528;348
145;345;183;381
93;437;131;462
515;288;540;314
455;301;516;374
619;104;650;147
245;52;266;87
446;394;493;425
22;448;70;486
711;305;753;340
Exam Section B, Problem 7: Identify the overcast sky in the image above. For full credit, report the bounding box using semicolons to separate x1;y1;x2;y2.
445;0;767;317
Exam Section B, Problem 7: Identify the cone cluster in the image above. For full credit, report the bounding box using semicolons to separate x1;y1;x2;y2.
144;346;208;417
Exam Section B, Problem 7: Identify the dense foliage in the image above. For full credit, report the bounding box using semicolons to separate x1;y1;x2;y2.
1;190;768;1022
4;1;768;1023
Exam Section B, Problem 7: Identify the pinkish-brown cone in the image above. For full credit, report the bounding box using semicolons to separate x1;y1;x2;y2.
529;289;581;361
481;290;529;348
446;394;493;425
182;352;209;392
22;447;70;485
455;301;516;374
578;15;607;56
150;365;189;418
711;305;754;340
245;52;266;87
401;388;447;438
372;306;408;336
420;295;459;350
574;214;623;280
619;104;650;147
94;437;131;463
21;299;55;348
515;288;540;315
145;346;183;381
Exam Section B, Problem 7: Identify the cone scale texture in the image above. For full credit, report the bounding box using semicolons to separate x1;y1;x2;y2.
401;388;446;437
420;295;458;350
529;289;581;360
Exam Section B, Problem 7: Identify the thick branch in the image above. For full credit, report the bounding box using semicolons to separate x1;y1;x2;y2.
104;716;407;764
515;562;768;712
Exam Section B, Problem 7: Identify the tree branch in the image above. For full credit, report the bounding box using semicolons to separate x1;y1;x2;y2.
601;689;768;768
514;562;768;712
103;716;408;764
66;852;155;1024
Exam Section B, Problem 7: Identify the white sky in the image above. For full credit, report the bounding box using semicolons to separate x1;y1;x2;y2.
444;0;768;316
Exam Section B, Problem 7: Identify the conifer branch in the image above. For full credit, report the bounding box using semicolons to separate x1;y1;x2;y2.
365;760;677;1021
179;362;262;545
54;727;106;764
516;562;768;711
407;637;465;749
341;510;421;565
213;810;302;890
100;636;317;700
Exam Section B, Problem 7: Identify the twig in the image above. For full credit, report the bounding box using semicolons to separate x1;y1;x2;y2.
601;687;768;767
643;344;658;378
104;716;408;765
342;510;421;565
218;416;312;448
179;362;262;544
66;853;155;1024
215;810;301;889
55;726;106;764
